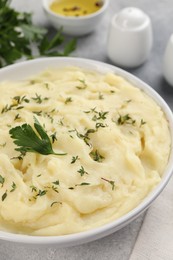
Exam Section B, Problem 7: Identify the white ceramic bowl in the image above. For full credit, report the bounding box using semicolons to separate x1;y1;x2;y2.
42;0;109;36
0;57;173;247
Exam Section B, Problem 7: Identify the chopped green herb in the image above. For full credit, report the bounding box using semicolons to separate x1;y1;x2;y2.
92;111;109;121
79;128;95;146
50;132;57;143
125;99;132;103
2;190;7;201
71;155;79;164
10;182;17;192
101;177;115;190
77;166;88;176
90;150;104;162
9;116;67;156
59;118;64;126
65;97;73;104
44;83;50;89
50;201;60;207
51;185;59;193
85;129;96;135
32;93;49;104
11;150;26;161
95;122;107;129
0;175;5;187
1;95;30;114
13;95;29;104
77;182;90;186
1;104;16;114
33;111;42;116
116;114;136;126
76;79;87;90
140;119;146;127
14;113;21;121
16;106;24;110
37;189;47;197
30;185;37;192
52;180;59;186
84;107;97;114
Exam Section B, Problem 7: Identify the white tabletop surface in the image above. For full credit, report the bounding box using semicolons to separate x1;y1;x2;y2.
0;0;173;259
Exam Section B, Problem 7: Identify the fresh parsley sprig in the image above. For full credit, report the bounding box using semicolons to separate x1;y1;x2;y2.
0;0;76;67
9;117;67;156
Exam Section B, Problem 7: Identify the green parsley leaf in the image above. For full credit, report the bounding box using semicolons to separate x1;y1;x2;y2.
9;116;67;156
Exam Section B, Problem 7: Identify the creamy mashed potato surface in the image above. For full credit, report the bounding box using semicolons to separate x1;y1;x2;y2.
0;67;171;236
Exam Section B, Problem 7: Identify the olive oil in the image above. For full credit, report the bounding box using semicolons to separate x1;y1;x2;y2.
50;0;103;17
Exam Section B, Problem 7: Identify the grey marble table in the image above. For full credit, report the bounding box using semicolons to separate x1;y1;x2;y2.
0;0;173;259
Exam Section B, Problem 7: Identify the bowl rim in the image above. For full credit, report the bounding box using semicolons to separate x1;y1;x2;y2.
0;57;173;246
42;0;109;20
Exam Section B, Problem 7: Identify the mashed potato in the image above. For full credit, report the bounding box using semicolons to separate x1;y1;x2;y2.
0;67;171;236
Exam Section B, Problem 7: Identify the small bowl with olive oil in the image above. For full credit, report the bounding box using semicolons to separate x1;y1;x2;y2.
43;0;109;36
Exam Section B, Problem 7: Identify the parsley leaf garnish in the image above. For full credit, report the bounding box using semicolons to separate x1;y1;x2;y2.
9;117;67;156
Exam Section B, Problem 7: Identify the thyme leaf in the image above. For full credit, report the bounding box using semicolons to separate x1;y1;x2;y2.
140;119;146;127
77;166;88;176
90;150;104;162
10;182;17;192
37;189;47;197
116;114;136;126
71;155;79;164
101;177;115;190
76;79;87;89
2;190;7;201
65;97;73;104
0;175;5;187
50;201;61;207
32;93;49;104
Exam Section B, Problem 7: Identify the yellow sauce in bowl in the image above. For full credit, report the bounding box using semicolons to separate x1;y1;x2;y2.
50;0;103;17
